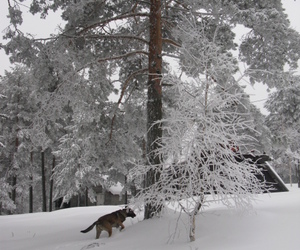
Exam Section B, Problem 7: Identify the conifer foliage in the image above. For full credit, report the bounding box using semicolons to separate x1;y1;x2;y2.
265;76;300;186
1;0;300;241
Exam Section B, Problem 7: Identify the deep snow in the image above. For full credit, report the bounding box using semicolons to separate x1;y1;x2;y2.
1;185;299;250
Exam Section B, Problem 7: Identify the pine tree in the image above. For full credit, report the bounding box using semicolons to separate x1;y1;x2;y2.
0;67;38;213
2;1;300;224
265;75;300;186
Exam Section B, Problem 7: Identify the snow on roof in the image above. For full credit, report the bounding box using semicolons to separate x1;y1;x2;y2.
107;182;123;195
265;162;289;192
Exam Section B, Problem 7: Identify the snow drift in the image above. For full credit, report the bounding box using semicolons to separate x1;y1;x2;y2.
0;185;299;250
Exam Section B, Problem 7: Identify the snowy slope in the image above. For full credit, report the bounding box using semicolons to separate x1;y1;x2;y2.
1;186;299;250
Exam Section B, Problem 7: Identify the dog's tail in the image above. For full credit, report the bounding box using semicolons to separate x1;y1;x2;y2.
80;221;97;233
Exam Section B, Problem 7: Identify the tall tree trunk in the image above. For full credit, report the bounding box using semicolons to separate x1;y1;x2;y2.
288;157;292;187
85;187;89;206
29;152;33;213
297;160;300;188
49;155;55;212
11;80;20;209
11;137;19;205
41;151;47;212
29;176;33;213
77;194;81;207
124;175;128;204
11;176;17;204
145;0;163;219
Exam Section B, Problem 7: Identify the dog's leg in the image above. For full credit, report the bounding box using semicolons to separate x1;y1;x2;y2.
101;221;113;237
107;227;112;237
118;222;125;231
96;225;102;239
105;224;112;237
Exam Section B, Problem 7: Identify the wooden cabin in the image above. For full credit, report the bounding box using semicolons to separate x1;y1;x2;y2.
235;153;288;192
54;182;127;209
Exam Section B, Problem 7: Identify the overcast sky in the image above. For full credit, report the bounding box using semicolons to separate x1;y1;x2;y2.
1;1;300;113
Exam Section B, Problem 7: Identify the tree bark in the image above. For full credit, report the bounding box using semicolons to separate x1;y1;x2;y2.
85;187;89;206
297;160;300;188
11;176;17;204
189;201;202;242
41;151;47;212
124;175;128;204
11;137;18;205
288;157;292;187
49;155;55;212
189;214;196;242
145;0;163;219
29;152;33;213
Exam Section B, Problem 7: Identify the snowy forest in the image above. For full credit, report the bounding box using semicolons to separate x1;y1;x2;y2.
1;0;300;241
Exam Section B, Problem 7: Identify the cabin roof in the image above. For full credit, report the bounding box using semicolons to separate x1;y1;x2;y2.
236;153;288;192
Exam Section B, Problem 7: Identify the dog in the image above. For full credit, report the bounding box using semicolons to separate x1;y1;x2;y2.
80;207;136;239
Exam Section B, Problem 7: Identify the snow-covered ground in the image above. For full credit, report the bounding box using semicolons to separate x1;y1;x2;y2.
1;185;299;250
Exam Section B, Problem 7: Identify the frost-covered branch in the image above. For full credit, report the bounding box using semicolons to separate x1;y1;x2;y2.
107;68;148;143
78;12;150;35
162;38;181;48
62;34;149;45
97;50;149;63
0;114;9;119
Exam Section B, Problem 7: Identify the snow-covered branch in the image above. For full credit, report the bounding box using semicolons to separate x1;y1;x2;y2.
97;50;149;63
63;34;149;45
78;13;150;35
107;68;148;142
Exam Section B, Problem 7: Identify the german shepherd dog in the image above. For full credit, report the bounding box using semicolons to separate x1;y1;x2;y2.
80;207;136;239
